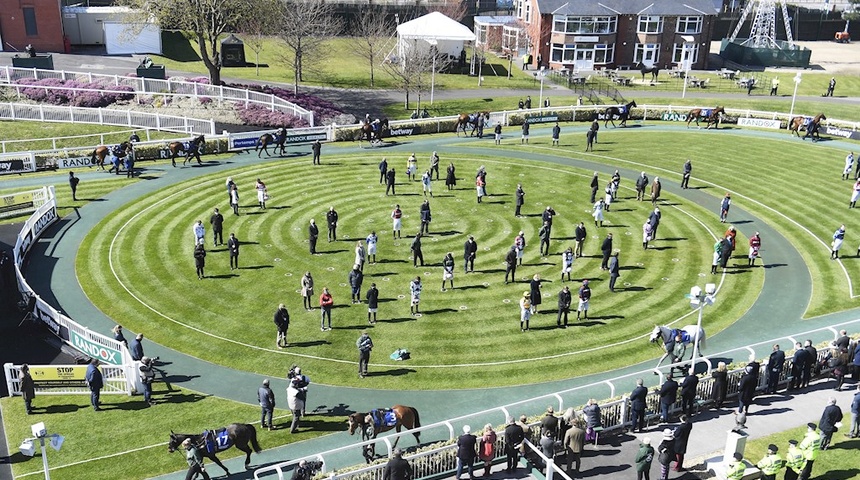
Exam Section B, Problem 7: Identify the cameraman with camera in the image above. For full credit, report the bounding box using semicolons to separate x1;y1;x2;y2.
291;460;323;480
139;356;156;406
287;366;310;434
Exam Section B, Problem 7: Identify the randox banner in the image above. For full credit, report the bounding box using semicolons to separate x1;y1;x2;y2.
70;330;123;365
524;115;559;124
737;118;782;129
29;366;89;389
230;131;327;150
0;191;35;216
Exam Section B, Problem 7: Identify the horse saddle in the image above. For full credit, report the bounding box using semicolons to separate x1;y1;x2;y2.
183;141;192;150
672;329;692;344
202;428;231;453
370;408;397;428
701;109;712;117
469;114;478;123
618;106;627;114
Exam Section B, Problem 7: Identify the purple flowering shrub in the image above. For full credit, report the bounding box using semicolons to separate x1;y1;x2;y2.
236;104;309;128
14;79;135;107
227;82;343;123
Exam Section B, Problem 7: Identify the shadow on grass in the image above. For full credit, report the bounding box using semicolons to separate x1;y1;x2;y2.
316;249;348;254
289;340;330;348
456;284;488;291
366;368;416;377
821;469;860;480
377;259;408;264
380;317;417;324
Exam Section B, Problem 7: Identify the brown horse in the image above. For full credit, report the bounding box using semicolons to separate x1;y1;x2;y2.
789;113;826;141
456;112;489;137
90;142;131;171
347;405;421;459
604;100;637;128
167;134;206;167
256;127;287;157
686;106;725;129
167;423;261;475
359;118;389;145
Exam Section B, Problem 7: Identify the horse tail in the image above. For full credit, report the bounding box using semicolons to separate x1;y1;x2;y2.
249;424;262;453
410;406;421;429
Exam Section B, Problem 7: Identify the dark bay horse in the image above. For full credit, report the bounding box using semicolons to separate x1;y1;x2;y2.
639;63;660;82
456;112;489;137
648;324;707;370
789;113;826;142
167;134;206;167
604;100;637;128
90;142;131;171
167;423;261;475
686;106;725;129
347;405;421;459
359;118;389;145
256;127;287;157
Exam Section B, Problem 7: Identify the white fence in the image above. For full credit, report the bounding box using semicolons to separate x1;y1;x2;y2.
254;320;858;480
11;186;135;394
0;65;314;126
4;363;130;396
0;128;157;154
0;102;216;135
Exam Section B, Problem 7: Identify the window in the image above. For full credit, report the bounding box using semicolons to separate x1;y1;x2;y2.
524;2;531;23
551;15;617;34
503;26;521;51
550;43;614;64
475;25;488;44
594;44;615;64
634;43;660;65
672;43;699;65
676;16;703;34
637;15;663;34
517;0;524;20
23;7;38;36
550;43;576;63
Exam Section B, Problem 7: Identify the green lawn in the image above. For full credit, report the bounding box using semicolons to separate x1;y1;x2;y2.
0;388;341;480
77;140;761;390
0;121;177;153
0;177;141;225
744;424;860;479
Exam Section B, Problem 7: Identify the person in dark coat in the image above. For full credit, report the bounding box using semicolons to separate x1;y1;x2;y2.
326;207;339;242
411;233;424;267
529;274;542;314
585;128;595;152
574;222;587;258
129;333;146;361
712;362;728;409
504;416;525;472
681;160;692;189
673;415;693;472
258;379;276;429
464;236;477;273
227;232;240;270
366;283;379;324
504;246;517;283
209;208;224;246
385;168;396;195
738;371;757;414
515;184;525;217
600;233;613;270
679;372;699;416
789;341;809;391
194;243;206;279
608;252;620;292
20;364;36;414
85;360;104;411
308;220;319;254
419;201;431;235
311;140;322;165
658;375;678;423
657;429;675;480
766;344;786;394
630;378;648;433
719;236;733;269
818;397;843;450
445;163;456;190
538;222;551;256
348;264;364;303
69;171;80;201
540;406;559;438
383;448;413;480
557;286;571;328
648;207;662;240
456;425;478;480
379;158;388;184
274;303;289;348
590;172;599;203
802;340;817;388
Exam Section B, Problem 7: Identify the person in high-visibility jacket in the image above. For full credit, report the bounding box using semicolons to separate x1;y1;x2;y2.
784;439;805;480
798;423;820;480
756;444;784;480
784;440;806;480
725;452;746;480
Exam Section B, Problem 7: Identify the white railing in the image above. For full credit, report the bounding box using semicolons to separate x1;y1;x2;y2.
0;102;216;135
4;363;130;396
254;320;858;480
0;128;155;154
0;65;314;126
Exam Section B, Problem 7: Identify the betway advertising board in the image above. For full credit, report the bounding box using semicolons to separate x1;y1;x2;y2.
0;153;36;175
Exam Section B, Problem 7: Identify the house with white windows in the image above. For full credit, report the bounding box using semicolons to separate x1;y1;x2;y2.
516;0;718;72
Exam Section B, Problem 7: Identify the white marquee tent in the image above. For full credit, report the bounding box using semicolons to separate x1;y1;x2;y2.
395;12;476;61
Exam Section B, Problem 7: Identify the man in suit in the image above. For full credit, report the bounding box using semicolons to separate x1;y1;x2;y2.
608;252;620;292
85;360;104;411
630;378;648;433
504;246;518;284
385;168;396;195
379;158;388;184
600;233;613;270
802;340;817;388
515;184;525;217
463;236;477;273
649;207;662;240
308;220;319;254
679;372;699;416
456;425;477;480
673;415;693;471
542;206;557;237
538;221;551;256
557;286;571;328
789;341;809;391
540;406;559;438
589;172;599;203
767;344;786;394
209;208;224;246
504;417;525;473
383;448;413;480
635;171;649;201
326;207;339;242
311;140;322;165
658;375;678;423
562;417;585;475
419;201;431;235
228;232;240;268
411;233;424;267
574;222;587;258
818;397;843;450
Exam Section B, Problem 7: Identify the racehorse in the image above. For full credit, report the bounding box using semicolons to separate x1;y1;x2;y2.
639;63;660;82
347;405;421;459
789;113;826;141
255;127;287;157
604;100;637;128
359;118;389;145
456;112;489;137
167;134;206;167
90;142;131;171
649;325;707;370
167;423;261;475
686;106;725;129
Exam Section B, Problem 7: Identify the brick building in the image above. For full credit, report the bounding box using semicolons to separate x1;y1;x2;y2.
0;0;65;53
517;0;718;71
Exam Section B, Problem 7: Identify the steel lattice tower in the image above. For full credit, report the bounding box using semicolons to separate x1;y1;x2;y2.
729;0;795;49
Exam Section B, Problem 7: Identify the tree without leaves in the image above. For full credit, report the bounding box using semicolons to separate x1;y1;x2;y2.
430;0;469;22
243;0;281;77
352;6;394;88
123;0;258;85
383;41;451;110
275;0;343;94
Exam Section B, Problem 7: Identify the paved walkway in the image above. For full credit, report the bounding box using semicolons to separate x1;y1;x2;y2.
3;121;859;478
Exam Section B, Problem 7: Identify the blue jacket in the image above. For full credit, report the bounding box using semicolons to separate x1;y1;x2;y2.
853;346;860;366
85;363;104;390
851;391;860;415
129;339;144;361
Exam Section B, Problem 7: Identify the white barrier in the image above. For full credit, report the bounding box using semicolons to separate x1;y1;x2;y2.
4;363;130;396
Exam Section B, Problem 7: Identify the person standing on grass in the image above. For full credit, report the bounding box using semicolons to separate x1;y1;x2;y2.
643;219;653;250
756;444;784;480
446;162;457;190
411;233;424;267
529;274;542;314
770;77;780;96
818;397;843;450
348;264;363;304
357;330;373;378
590;172;599;203
847;384;860;438
430;151;440;180
422;170;433;197
561;247;574;282
311;139;321;165
386;167;397;196
20;364;35;415
326;206;338;242
256;178;267;209
851;179;860;208
228;232;240;270
515;183;525;217
378;158;388;184
464;235;477;273
442;252;455;291
636;171;649;201
258;379;275;430
608;252;620;292
539;221;551;256
366;231;378;264
798;423;820;480
410;276;422;316
139;356;156;406
194;242;206;279
308;219;319;254
476;175;485;203
600;233;613;270
725;452;746;479
826;77;836;97
831;224;845;259
192;220;205;246
69;171;80;201
515;231;526;266
505;245;518;284
319;287;333;331
650;176;662;206
406;153;418;181
391;205;403;239
649;207;662;240
355;241;366;272
230;183;240;216
519;292;531;332
85;359;103;411
521;118;530;144
574;222;587;258
366;283;379;324
592;198;605;227
557;285;571;328
210;208;223;246
843;152;855;180
419;200;431;235
274;303;289;348
576;280;591;321
225;177;235;203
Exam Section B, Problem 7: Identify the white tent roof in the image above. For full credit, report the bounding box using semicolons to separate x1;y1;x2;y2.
396;12;476;41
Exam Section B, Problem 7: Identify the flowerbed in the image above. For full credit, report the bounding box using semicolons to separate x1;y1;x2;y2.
15;78;135;108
